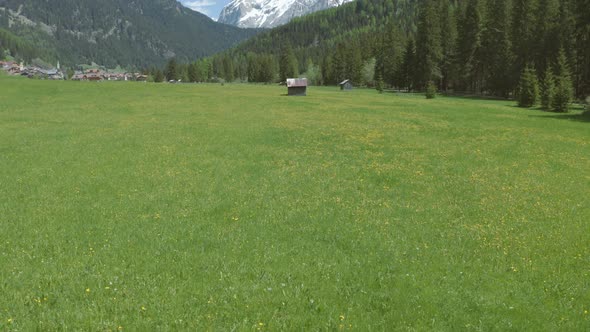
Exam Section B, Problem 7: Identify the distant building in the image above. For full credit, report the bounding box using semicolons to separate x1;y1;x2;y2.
287;78;307;96
135;74;148;82
339;79;353;90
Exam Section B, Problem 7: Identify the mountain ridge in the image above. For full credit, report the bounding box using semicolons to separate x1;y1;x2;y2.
218;0;353;28
0;0;259;67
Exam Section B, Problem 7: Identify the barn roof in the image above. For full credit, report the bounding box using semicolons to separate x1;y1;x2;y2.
287;78;307;87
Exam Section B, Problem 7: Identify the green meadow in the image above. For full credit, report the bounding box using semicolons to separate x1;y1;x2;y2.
1;75;589;331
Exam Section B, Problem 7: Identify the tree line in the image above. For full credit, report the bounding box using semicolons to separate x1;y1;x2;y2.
188;0;589;107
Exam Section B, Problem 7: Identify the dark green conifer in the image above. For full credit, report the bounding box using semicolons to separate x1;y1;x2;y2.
541;65;555;110
279;42;298;82
517;66;539;107
552;49;574;112
415;0;442;90
425;81;436;99
376;72;384;93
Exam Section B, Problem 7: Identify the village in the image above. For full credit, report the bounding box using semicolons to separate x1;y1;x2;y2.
0;60;148;82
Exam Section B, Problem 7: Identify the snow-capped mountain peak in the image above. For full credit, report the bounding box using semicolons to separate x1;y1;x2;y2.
218;0;352;28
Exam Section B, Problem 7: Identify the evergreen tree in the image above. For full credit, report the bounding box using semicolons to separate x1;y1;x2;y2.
557;0;577;68
188;63;198;82
154;69;165;83
349;43;363;85
279;42;298;82
517;65;540;107
534;0;560;73
332;42;348;83
415;0;442;90
376;71;384;93
320;55;334;85
381;22;402;87
552;49;574;112
425;81;437;99
439;0;457;92
482;0;513;97
223;55;234;82
373;38;385;88
512;0;537;85
456;0;483;93
541;65;556;110
575;0;590;98
165;58;178;81
259;54;276;83
247;53;260;82
399;38;416;91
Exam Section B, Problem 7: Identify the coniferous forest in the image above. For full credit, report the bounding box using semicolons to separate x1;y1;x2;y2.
0;0;259;67
191;0;589;102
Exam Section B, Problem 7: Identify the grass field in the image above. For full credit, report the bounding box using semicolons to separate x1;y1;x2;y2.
1;75;589;330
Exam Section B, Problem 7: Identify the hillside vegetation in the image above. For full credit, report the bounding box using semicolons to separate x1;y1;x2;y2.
0;0;259;67
1;76;589;330
205;0;589;100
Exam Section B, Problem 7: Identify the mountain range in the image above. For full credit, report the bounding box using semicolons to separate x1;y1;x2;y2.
218;0;353;28
0;0;259;67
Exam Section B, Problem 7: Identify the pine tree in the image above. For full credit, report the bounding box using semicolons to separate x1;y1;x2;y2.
332;42;347;83
557;0;577;67
399;38;416;91
373;38;385;89
425;81;437;99
541;65;556;110
223;56;234;82
512;0;537;86
188;62;198;82
415;0;442;90
320;55;333;85
376;72;384;93
534;0;560;73
578;0;590;98
439;0;457;92
279;42;298;82
552;49;574;112
259;54;276;83
482;0;513;97
575;0;590;98
165;58;178;81
517;66;540;107
154;69;164;83
456;0;483;93
381;22;402;87
247;53;260;82
349;45;363;85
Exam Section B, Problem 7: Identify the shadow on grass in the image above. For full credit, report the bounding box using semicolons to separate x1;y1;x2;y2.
440;93;512;102
529;111;590;123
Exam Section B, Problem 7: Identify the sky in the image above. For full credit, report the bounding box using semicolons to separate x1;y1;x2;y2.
180;0;232;20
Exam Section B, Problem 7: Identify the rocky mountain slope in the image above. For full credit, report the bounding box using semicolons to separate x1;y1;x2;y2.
218;0;353;28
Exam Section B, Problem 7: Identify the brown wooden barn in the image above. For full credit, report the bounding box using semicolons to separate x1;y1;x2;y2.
287;78;307;96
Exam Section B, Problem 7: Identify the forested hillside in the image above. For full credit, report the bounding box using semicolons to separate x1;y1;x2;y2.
0;28;50;62
200;0;589;99
0;0;259;67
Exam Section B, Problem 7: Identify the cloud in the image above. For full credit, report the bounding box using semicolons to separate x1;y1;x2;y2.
181;0;218;18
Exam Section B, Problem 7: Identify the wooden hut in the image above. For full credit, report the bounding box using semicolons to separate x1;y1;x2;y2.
287;78;307;96
339;79;353;90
